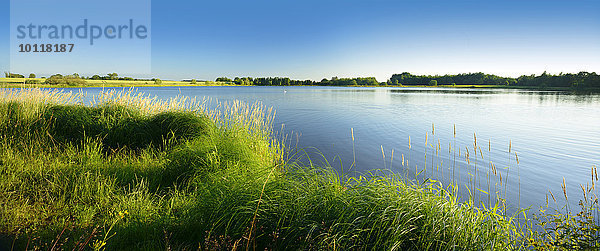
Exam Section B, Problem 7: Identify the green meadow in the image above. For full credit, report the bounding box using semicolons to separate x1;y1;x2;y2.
0;89;598;250
0;78;233;88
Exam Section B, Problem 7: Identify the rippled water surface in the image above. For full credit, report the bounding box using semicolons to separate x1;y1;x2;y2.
56;86;600;211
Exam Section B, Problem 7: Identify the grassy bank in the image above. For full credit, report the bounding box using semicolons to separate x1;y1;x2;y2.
0;89;597;250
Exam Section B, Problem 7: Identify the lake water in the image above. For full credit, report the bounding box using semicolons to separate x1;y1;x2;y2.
53;86;600;212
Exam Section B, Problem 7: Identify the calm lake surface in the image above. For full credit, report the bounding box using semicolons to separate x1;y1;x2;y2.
55;86;600;212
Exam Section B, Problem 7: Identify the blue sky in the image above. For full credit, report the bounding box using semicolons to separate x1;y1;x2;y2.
1;0;599;81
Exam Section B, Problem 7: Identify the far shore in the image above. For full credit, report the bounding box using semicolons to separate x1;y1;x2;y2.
0;78;596;91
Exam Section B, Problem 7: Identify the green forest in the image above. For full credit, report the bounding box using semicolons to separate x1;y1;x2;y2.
389;71;600;88
225;76;378;86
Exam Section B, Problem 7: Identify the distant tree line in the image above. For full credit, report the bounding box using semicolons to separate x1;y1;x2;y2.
389;72;513;86
243;77;315;86
89;73;145;81
514;72;599;88
389;71;600;88
216;76;380;86
320;77;380;86
214;72;600;88
4;72;25;78
215;77;313;86
4;72;38;79
1;72;85;85
4;72;155;82
5;71;599;89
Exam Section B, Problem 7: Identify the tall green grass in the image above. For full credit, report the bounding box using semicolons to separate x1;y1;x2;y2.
0;88;597;250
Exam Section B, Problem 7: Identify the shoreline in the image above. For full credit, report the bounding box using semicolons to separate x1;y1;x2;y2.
0;88;598;249
1;82;596;92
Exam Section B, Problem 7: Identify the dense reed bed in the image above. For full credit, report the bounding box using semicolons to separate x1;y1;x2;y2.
0;89;597;250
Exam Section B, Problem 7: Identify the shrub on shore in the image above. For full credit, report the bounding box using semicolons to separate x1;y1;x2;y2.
44;74;86;86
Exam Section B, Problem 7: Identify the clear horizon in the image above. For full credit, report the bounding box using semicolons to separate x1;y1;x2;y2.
1;0;599;82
